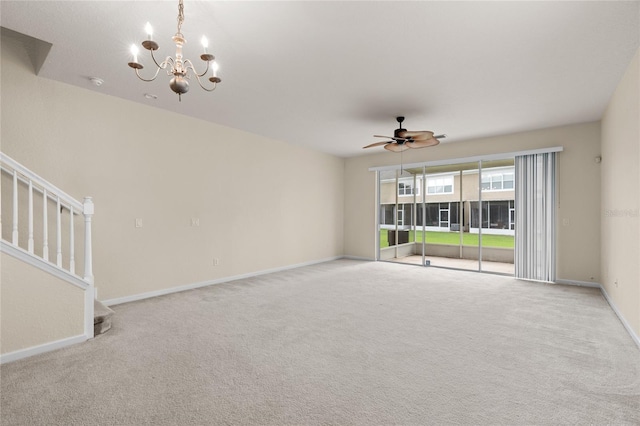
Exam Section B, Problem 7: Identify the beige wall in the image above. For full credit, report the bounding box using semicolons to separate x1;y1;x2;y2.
601;48;640;337
1;33;344;318
345;121;602;284
1;253;84;354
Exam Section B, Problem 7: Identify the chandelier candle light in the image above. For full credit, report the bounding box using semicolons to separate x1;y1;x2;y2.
128;0;221;101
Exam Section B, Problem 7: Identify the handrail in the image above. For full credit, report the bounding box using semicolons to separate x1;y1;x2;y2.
0;154;83;212
0;152;95;339
0;165;82;213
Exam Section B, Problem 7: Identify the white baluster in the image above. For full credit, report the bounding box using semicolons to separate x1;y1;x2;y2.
12;171;18;245
28;180;34;253
56;197;62;267
43;188;49;261
69;206;75;274
83;197;94;285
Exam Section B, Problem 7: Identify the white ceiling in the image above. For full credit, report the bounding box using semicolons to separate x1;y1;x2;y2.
1;1;639;157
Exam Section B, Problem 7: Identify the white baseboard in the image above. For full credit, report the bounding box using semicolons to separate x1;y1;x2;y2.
555;278;601;288
599;285;640;350
556;279;639;350
0;334;87;364
102;256;344;306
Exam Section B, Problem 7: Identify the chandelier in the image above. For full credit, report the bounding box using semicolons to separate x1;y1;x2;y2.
127;0;221;101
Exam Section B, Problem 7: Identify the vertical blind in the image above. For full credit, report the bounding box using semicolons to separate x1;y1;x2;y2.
514;152;557;282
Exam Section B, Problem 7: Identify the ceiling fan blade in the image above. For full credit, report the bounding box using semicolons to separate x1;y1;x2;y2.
384;143;410;153
398;130;434;139
363;141;392;149
407;133;433;141
434;134;447;139
373;135;395;139
375;136;409;144
407;138;440;149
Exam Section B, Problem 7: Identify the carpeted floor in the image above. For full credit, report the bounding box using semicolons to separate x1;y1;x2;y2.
2;259;639;425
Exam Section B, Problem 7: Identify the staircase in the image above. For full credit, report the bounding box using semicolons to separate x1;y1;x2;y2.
94;300;114;335
1;153;110;362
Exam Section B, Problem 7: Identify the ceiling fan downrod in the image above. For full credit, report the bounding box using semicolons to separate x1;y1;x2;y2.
395;116;406;143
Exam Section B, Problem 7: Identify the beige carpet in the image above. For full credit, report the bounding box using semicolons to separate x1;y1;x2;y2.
1;259;639;425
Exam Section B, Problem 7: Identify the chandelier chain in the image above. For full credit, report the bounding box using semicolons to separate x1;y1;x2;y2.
177;0;184;35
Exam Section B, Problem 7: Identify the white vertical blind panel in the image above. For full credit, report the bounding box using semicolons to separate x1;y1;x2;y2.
514;152;557;282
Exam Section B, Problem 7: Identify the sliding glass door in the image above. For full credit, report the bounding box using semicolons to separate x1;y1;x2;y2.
477;159;515;275
421;162;479;271
377;159;515;275
378;169;420;264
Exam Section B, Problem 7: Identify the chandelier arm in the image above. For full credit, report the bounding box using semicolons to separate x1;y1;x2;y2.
189;70;219;92
184;59;211;78
163;57;176;74
134;66;163;83
149;49;175;71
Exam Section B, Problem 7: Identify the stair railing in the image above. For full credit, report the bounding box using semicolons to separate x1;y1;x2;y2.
0;152;95;339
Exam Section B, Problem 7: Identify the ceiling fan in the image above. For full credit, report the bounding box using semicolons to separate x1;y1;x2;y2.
363;116;446;152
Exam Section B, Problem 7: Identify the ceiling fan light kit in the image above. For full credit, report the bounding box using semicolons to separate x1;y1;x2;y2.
364;116;446;152
127;0;221;101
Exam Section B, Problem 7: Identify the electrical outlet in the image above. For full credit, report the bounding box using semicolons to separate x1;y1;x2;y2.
135;218;143;228
191;218;200;227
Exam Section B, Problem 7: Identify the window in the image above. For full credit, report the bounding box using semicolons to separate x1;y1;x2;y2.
379;204;413;226
380;205;394;225
398;178;419;196
419;203;439;227
417;202;460;228
426;176;453;194
481;169;514;191
471;200;515;229
400;203;413;226
449;203;460;228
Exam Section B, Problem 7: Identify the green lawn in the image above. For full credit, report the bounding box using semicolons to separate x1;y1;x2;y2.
380;230;514;248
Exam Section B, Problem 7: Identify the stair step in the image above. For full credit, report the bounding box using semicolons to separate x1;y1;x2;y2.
94;299;114;336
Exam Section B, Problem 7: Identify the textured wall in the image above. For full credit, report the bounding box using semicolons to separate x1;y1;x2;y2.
601;48;640;337
1;36;344;311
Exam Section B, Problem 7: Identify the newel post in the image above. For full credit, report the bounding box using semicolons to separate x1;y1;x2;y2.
83;197;94;285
